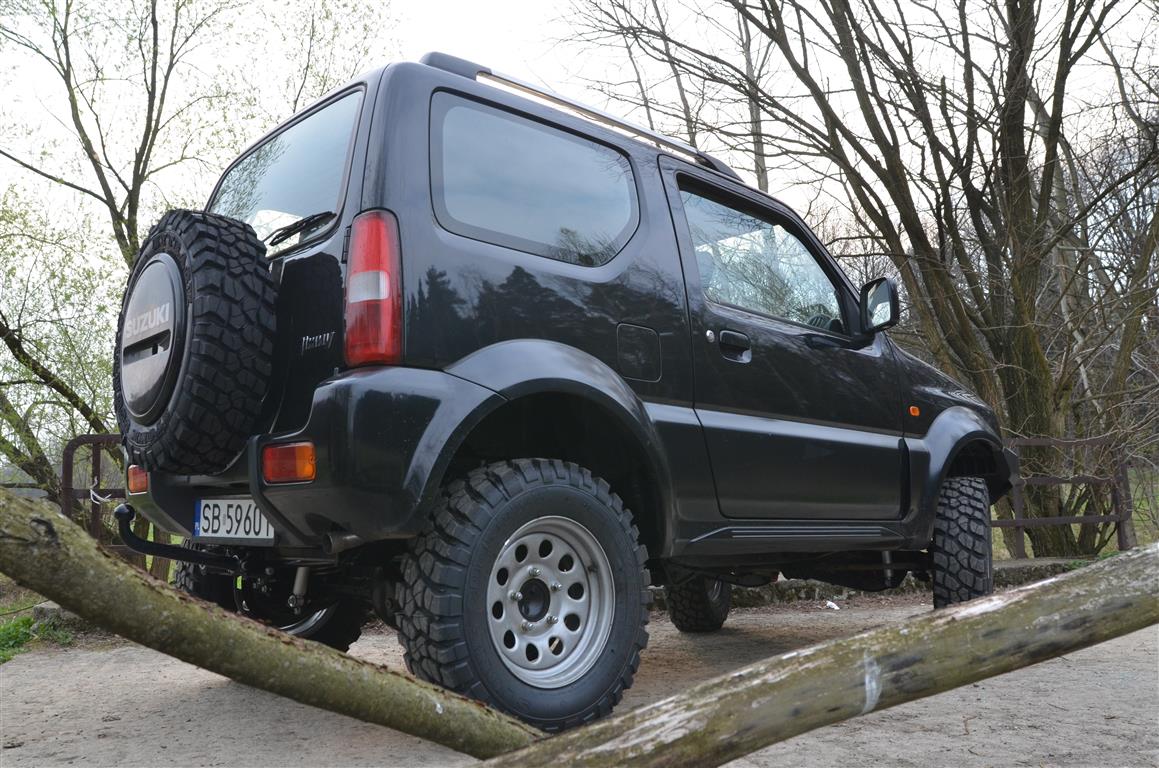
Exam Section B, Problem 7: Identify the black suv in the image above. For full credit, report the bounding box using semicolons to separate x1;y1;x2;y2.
113;52;1016;729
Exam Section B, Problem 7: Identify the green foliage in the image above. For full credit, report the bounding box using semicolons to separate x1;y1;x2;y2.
0;615;33;663
0;612;76;663
0;0;399;497
1063;550;1122;571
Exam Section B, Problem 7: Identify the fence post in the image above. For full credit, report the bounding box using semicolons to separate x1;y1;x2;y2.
1115;462;1137;551
1010;478;1028;559
90;443;103;538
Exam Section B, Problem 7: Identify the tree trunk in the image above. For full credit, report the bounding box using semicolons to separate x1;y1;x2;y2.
0;491;541;759
2;490;1156;767
485;544;1158;767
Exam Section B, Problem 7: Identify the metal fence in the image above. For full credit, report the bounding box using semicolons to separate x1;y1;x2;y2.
60;433;125;539
994;436;1135;558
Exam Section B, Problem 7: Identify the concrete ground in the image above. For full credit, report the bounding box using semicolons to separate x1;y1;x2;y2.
1;595;1156;767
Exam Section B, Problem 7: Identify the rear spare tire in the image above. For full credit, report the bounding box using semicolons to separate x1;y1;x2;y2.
114;210;275;474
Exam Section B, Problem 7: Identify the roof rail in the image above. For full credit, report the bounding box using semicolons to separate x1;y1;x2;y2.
419;51;741;181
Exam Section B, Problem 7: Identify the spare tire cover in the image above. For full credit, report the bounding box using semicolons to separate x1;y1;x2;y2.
114;209;276;474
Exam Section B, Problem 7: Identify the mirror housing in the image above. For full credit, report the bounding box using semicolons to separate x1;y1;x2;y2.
860;277;899;335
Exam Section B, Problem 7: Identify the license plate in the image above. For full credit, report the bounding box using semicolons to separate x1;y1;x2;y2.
194;498;275;544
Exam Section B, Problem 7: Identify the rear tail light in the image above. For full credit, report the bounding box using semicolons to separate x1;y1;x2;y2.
345;210;402;366
127;465;148;494
262;442;316;484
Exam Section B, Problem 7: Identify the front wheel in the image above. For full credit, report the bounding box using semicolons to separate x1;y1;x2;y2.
395;459;650;731
931;476;993;608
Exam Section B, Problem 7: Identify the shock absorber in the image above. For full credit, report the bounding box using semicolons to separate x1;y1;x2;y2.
287;566;309;613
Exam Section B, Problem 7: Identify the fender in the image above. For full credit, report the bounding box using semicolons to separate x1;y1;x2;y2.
444;339;676;526
904;405;1010;545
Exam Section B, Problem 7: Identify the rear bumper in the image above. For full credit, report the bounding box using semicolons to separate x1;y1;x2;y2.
131;366;502;549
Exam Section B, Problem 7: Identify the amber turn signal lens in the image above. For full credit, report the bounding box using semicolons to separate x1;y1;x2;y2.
127;465;148;494
908;405;921;417
262;442;316;484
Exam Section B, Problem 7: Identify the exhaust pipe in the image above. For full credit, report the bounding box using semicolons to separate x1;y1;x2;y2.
322;531;363;555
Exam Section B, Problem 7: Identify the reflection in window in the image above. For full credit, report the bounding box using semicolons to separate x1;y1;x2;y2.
680;189;843;332
432;94;637;266
211;92;362;245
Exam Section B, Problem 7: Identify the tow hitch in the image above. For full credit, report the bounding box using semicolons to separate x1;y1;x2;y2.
113;503;240;573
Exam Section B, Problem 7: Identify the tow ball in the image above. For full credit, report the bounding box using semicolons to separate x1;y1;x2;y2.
113;503;240;573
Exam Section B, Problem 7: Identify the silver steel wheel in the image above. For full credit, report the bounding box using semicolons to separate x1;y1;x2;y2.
485;515;615;689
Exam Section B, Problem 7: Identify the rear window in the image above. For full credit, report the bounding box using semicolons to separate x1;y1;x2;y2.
210;90;363;247
430;92;638;267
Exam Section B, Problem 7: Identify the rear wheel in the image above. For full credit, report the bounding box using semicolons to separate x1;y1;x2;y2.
931;476;993;608
395;459;650;731
235;580;366;652
665;575;731;633
172;548;365;651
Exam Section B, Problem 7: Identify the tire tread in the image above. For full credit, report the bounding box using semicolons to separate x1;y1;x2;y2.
395;458;650;731
931;476;993;608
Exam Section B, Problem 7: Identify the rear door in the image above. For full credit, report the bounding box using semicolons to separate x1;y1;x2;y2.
663;162;905;520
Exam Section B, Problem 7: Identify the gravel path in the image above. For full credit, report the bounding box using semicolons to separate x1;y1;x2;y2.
1;597;1156;767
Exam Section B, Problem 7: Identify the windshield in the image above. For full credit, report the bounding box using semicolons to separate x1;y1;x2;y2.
210;91;363;247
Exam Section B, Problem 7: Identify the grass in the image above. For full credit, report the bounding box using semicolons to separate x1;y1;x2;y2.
0;573;76;664
0;614;74;664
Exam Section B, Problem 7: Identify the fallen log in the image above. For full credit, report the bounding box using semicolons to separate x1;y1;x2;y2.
485;543;1158;767
0;491;541;759
3;487;1156;767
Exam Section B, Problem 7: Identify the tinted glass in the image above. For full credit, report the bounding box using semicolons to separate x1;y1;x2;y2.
432;93;637;266
680;188;844;332
210;91;362;248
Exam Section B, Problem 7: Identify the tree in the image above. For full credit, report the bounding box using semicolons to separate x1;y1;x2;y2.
0;0;395;503
568;0;1159;556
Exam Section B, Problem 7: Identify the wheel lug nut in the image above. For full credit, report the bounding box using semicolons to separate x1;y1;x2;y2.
509;591;523;601
547;615;558;625
550;582;562;592
529;567;541;577
521;621;533;632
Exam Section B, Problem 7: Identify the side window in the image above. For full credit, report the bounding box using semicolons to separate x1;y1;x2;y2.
679;186;845;333
431;92;638;266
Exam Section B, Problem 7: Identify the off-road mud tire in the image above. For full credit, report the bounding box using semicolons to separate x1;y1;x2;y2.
114;209;275;474
395;459;650;731
173;542;365;651
932;476;993;608
665;575;731;632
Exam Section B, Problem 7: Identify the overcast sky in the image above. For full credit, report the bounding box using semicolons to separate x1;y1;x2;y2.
395;1;581;91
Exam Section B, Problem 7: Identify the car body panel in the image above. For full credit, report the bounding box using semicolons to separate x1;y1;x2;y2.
134;56;1014;569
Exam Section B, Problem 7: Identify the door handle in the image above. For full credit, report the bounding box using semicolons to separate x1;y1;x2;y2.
716;329;751;362
718;329;750;350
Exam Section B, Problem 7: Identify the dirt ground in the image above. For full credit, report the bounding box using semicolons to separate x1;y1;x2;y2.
1;594;1156;767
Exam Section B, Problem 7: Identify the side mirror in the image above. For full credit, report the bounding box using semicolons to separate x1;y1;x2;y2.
859;277;899;334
